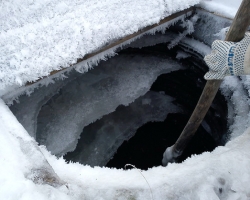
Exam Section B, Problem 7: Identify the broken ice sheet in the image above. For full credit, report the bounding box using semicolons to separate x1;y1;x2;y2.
36;54;183;156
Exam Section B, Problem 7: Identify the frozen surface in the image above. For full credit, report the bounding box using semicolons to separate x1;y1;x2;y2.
0;0;199;92
35;54;183;156
67;91;181;167
2;98;250;199
199;0;242;19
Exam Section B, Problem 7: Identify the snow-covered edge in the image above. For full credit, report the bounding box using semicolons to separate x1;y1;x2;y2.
2;11;193;105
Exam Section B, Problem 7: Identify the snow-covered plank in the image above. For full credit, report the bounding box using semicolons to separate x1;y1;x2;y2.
32;7;195;84
0;0;199;92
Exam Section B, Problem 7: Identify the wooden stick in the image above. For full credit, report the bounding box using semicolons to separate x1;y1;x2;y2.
164;0;250;164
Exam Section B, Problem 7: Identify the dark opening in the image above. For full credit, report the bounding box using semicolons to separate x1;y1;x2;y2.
65;43;228;170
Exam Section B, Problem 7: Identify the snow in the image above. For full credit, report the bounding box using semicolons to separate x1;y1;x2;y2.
199;0;242;19
2;0;250;199
220;76;250;140
0;0;199;95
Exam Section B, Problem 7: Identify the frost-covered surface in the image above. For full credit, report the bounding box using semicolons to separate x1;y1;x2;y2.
2;98;250;199
0;0;199;93
199;0;242;19
0;10;192;100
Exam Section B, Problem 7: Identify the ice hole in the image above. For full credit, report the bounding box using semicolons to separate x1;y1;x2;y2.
63;44;228;169
9;29;229;170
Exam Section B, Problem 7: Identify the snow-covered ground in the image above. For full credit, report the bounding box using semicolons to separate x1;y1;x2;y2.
2;0;250;199
2;96;250;200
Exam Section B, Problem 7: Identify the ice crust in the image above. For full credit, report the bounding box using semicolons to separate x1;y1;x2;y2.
35;54;183;156
67;91;181;167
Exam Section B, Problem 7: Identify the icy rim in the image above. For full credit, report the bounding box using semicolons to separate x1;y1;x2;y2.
0;0;199;92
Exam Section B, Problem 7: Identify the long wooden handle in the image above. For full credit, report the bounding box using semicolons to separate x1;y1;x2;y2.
172;0;250;156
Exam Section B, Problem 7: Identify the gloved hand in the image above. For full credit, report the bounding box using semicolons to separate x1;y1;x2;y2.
204;32;250;80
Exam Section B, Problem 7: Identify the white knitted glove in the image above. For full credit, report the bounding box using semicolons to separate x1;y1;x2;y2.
204;32;250;80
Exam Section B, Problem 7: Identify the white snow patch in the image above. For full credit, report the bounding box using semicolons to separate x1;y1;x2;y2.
199;0;242;19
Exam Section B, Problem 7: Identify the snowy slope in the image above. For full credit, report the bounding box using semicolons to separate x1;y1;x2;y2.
1;98;250;200
0;0;199;93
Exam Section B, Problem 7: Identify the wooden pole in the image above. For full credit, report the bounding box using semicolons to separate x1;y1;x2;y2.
163;0;250;165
